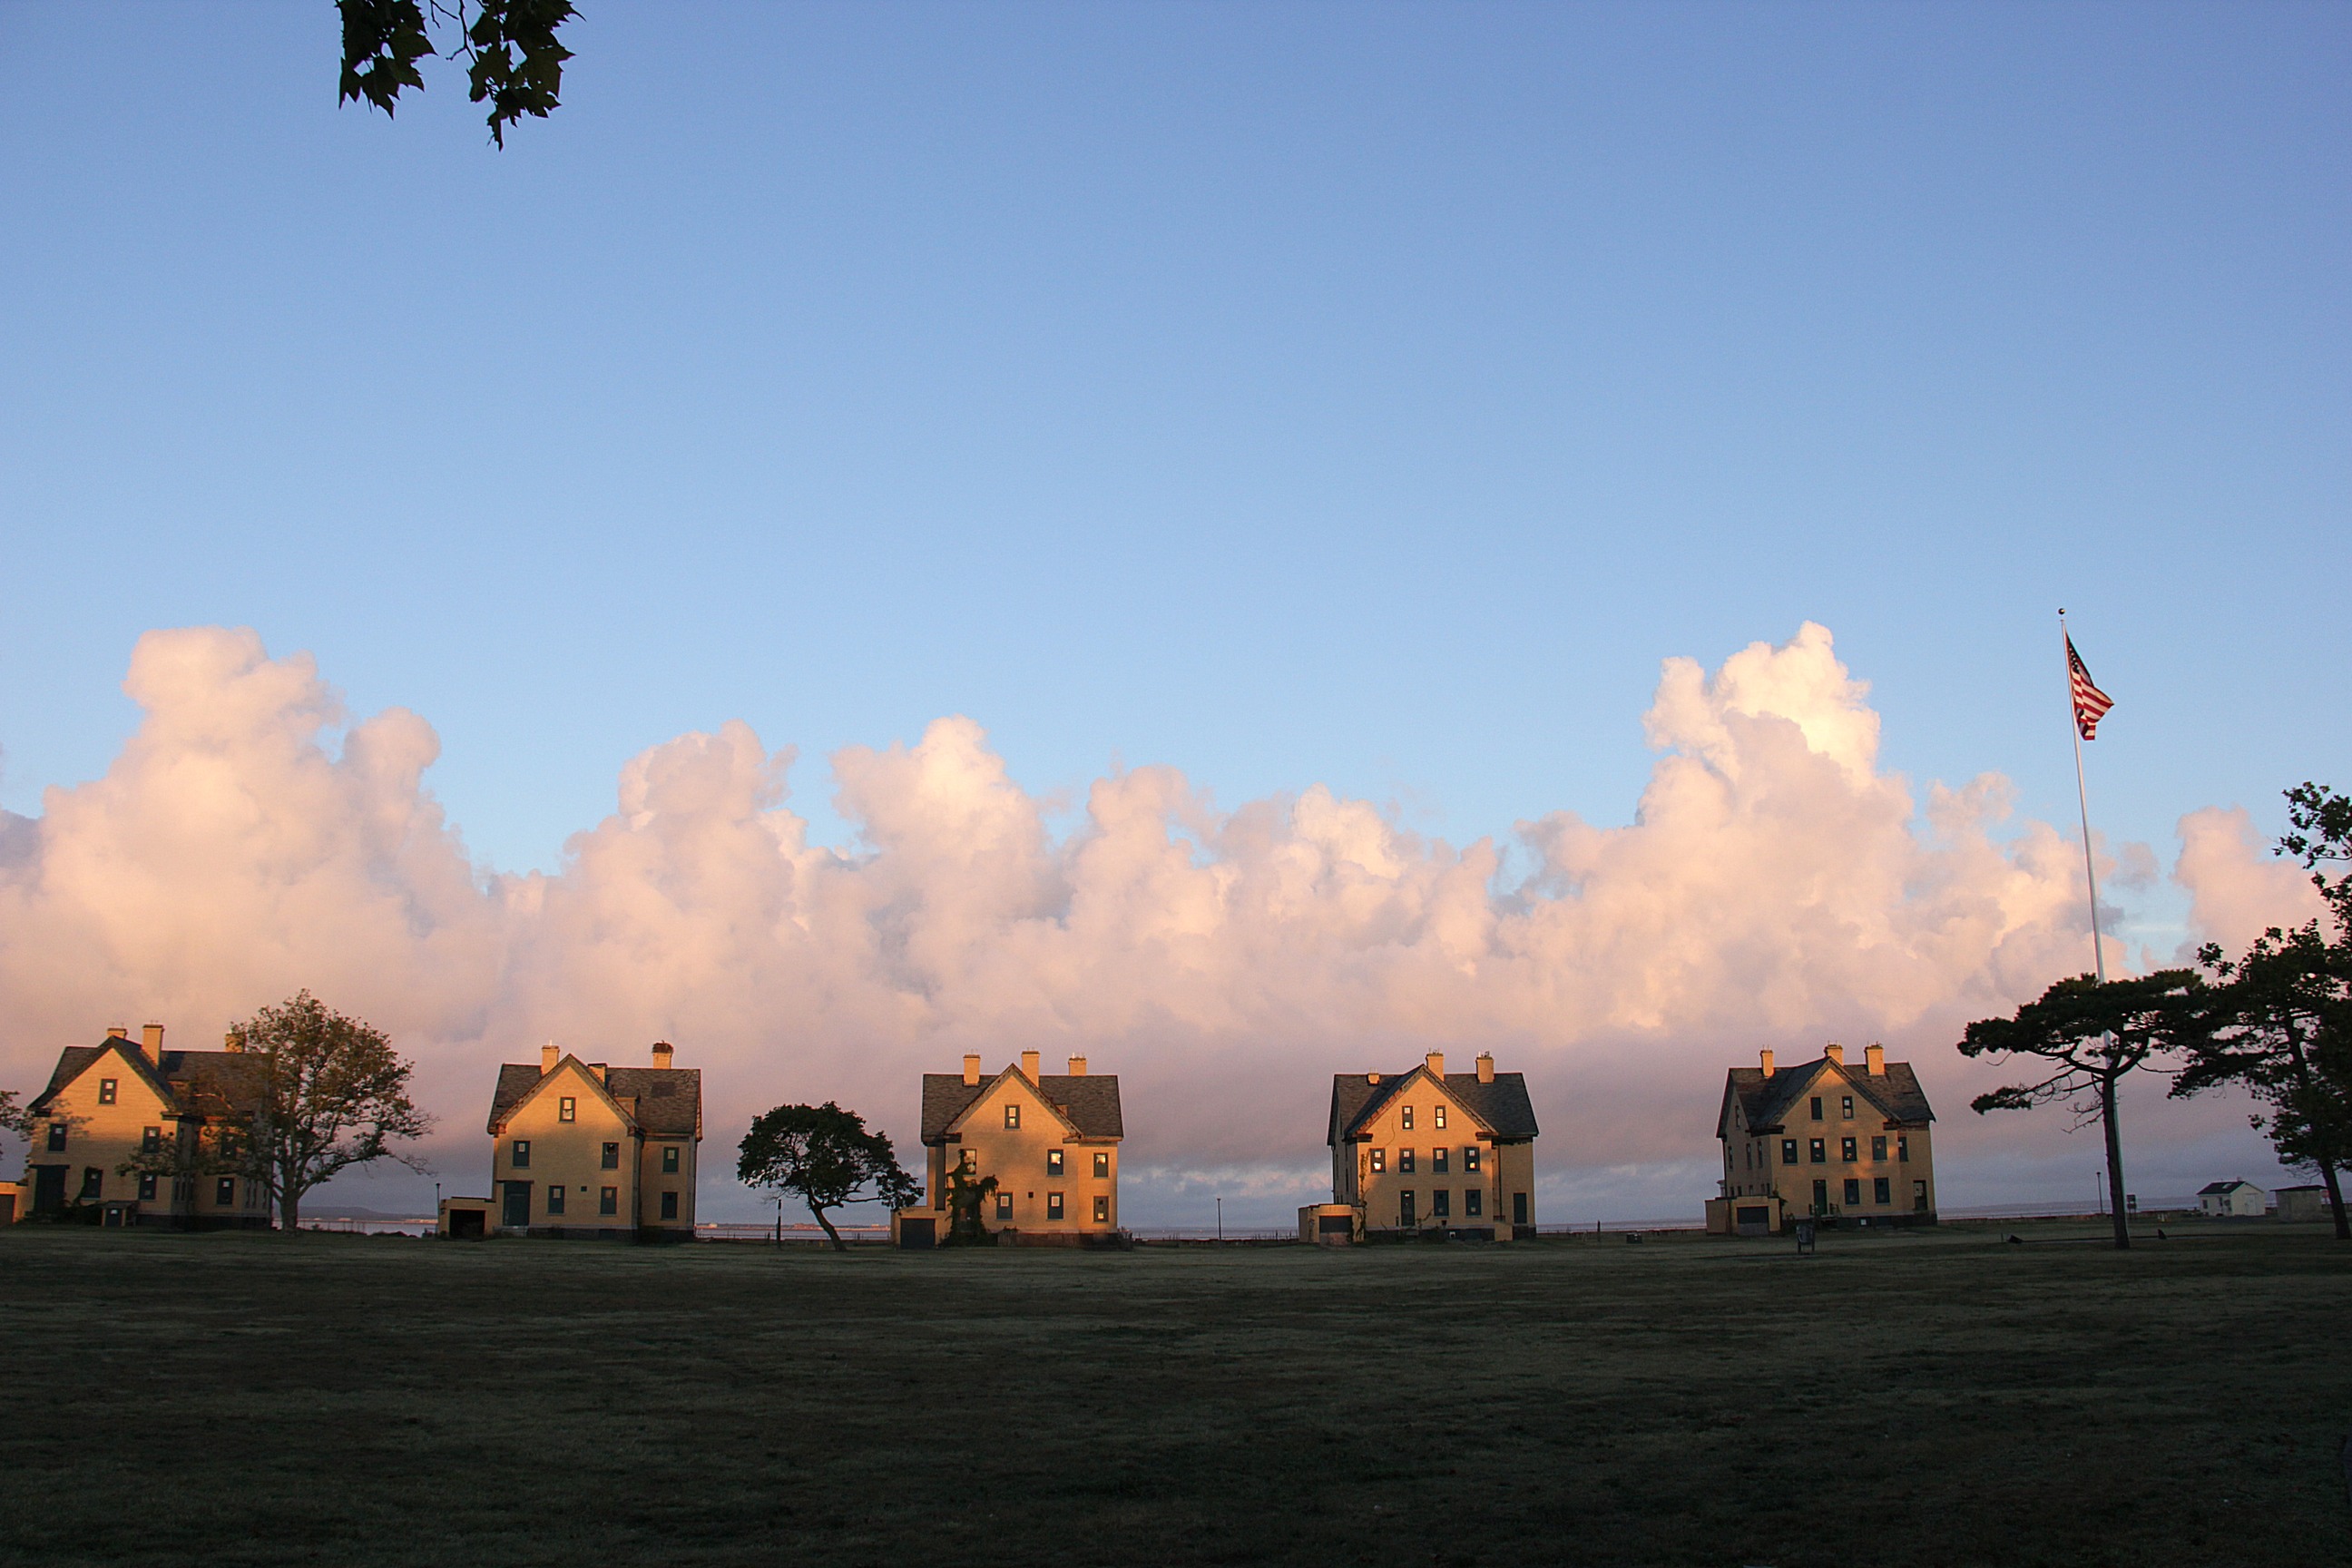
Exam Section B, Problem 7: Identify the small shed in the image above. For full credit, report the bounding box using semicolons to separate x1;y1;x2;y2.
2273;1185;2333;1223
1298;1203;1358;1245
437;1195;495;1239
2197;1180;2266;1218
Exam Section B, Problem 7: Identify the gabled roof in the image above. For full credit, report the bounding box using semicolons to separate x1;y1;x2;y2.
1720;1054;1935;1138
2199;1180;2259;1195
486;1055;703;1139
920;1068;1124;1143
28;1039;267;1120
1327;1066;1539;1146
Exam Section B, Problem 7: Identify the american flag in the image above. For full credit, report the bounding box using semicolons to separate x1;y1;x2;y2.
2067;634;2114;740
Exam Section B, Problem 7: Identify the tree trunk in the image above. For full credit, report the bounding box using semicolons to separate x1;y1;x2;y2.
2320;1160;2351;1241
2100;1072;2131;1250
279;1183;300;1235
810;1201;845;1252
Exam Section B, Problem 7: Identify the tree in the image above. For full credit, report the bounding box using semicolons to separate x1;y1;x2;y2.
941;1160;1000;1248
737;1102;922;1252
126;991;432;1233
1958;970;2215;1250
2173;784;2352;1240
338;0;576;147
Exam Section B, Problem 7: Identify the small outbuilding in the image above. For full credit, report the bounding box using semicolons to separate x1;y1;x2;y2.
2272;1184;2333;1223
2197;1180;2266;1218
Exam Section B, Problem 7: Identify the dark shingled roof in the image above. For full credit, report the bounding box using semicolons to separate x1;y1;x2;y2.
1722;1055;1936;1135
29;1040;268;1119
1327;1068;1539;1146
486;1058;702;1138
921;1070;1124;1143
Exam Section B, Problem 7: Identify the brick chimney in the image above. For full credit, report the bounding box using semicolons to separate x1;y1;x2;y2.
1864;1043;1885;1076
1759;1048;1775;1075
651;1041;674;1069
141;1023;165;1063
1475;1053;1494;1084
541;1043;560;1074
1824;1043;1845;1066
1425;1051;1446;1078
963;1054;982;1086
1066;1055;1088;1076
106;1024;128;1040
1020;1050;1042;1080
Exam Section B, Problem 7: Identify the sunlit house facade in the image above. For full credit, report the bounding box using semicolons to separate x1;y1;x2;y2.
1708;1044;1938;1235
14;1024;271;1229
1322;1053;1539;1241
481;1041;702;1239
893;1052;1124;1247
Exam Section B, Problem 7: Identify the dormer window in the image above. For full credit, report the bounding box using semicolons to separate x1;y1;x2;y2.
1004;1103;1021;1131
97;1078;119;1106
559;1096;577;1122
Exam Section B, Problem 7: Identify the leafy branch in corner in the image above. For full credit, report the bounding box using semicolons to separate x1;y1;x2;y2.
338;0;577;147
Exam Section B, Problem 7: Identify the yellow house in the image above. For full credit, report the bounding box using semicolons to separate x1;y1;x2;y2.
1326;1052;1540;1240
1707;1043;1939;1235
15;1024;272;1229
896;1052;1124;1247
485;1041;702;1240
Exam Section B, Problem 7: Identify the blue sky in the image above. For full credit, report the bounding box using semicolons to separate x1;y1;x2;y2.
4;1;2347;928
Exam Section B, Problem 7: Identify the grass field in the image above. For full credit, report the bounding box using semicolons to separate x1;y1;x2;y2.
1;1220;2345;1568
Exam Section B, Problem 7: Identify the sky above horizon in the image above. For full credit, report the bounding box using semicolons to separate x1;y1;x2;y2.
2;5;2347;1224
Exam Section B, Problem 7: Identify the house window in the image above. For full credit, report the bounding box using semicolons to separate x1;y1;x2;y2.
1432;1190;1451;1219
600;1186;618;1216
602;1142;620;1169
142;1126;162;1153
1842;1095;1855;1119
1401;1106;1415;1131
1781;1139;1798;1165
80;1168;104;1200
958;1149;977;1172
97;1078;119;1106
1047;1150;1065;1177
1369;1149;1387;1174
1047;1192;1065;1220
1809;1096;1823;1120
1399;1149;1416;1174
1093;1194;1110;1223
1464;1146;1481;1172
1897;1135;1910;1162
511;1139;532;1169
1465;1189;1483;1218
662;1146;681;1174
137;1172;158;1200
559;1096;577;1122
661;1191;679;1220
215;1177;237;1206
1433;1147;1450;1174
1843;1178;1862;1207
1434;1105;1447;1130
46;1122;66;1152
1840;1137;1857;1162
1093;1152;1110;1179
995;1193;1014;1220
1874;1177;1891;1205
1808;1139;1826;1164
1004;1103;1021;1131
547;1184;567;1216
1871;1135;1887;1161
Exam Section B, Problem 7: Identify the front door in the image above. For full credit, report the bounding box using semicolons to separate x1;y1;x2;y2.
1914;1180;1928;1213
501;1181;532;1230
1398;1191;1416;1227
31;1165;66;1215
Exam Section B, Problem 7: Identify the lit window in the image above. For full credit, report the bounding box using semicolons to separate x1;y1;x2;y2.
1780;1139;1798;1165
600;1186;619;1216
1369;1148;1387;1174
662;1146;680;1174
660;1191;679;1220
215;1177;236;1206
995;1193;1014;1220
959;1149;977;1171
1809;1096;1823;1120
1399;1149;1416;1174
547;1185;566;1216
602;1142;620;1170
559;1096;577;1122
1004;1103;1021;1130
1841;1095;1854;1119
1434;1105;1447;1130
1873;1177;1891;1205
1401;1106;1415;1132
141;1127;162;1153
1840;1137;1857;1162
1465;1189;1483;1218
46;1122;66;1152
80;1168;104;1200
1432;1190;1451;1219
1046;1192;1065;1220
1433;1147;1450;1174
1871;1135;1886;1161
1093;1194;1110;1223
1464;1146;1481;1172
1843;1178;1861;1207
1808;1139;1826;1164
1093;1152;1110;1179
137;1172;158;1200
1046;1149;1065;1177
511;1139;531;1170
97;1078;119;1106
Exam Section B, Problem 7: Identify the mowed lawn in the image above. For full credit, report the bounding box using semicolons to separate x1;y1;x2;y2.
1;1222;2345;1568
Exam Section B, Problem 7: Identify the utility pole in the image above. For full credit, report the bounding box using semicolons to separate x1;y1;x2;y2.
1215;1197;1222;1241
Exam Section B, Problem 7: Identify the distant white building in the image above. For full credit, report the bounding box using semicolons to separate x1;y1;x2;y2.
2197;1180;2266;1218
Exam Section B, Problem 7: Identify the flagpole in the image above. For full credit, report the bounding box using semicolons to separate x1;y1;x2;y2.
2060;608;2107;983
